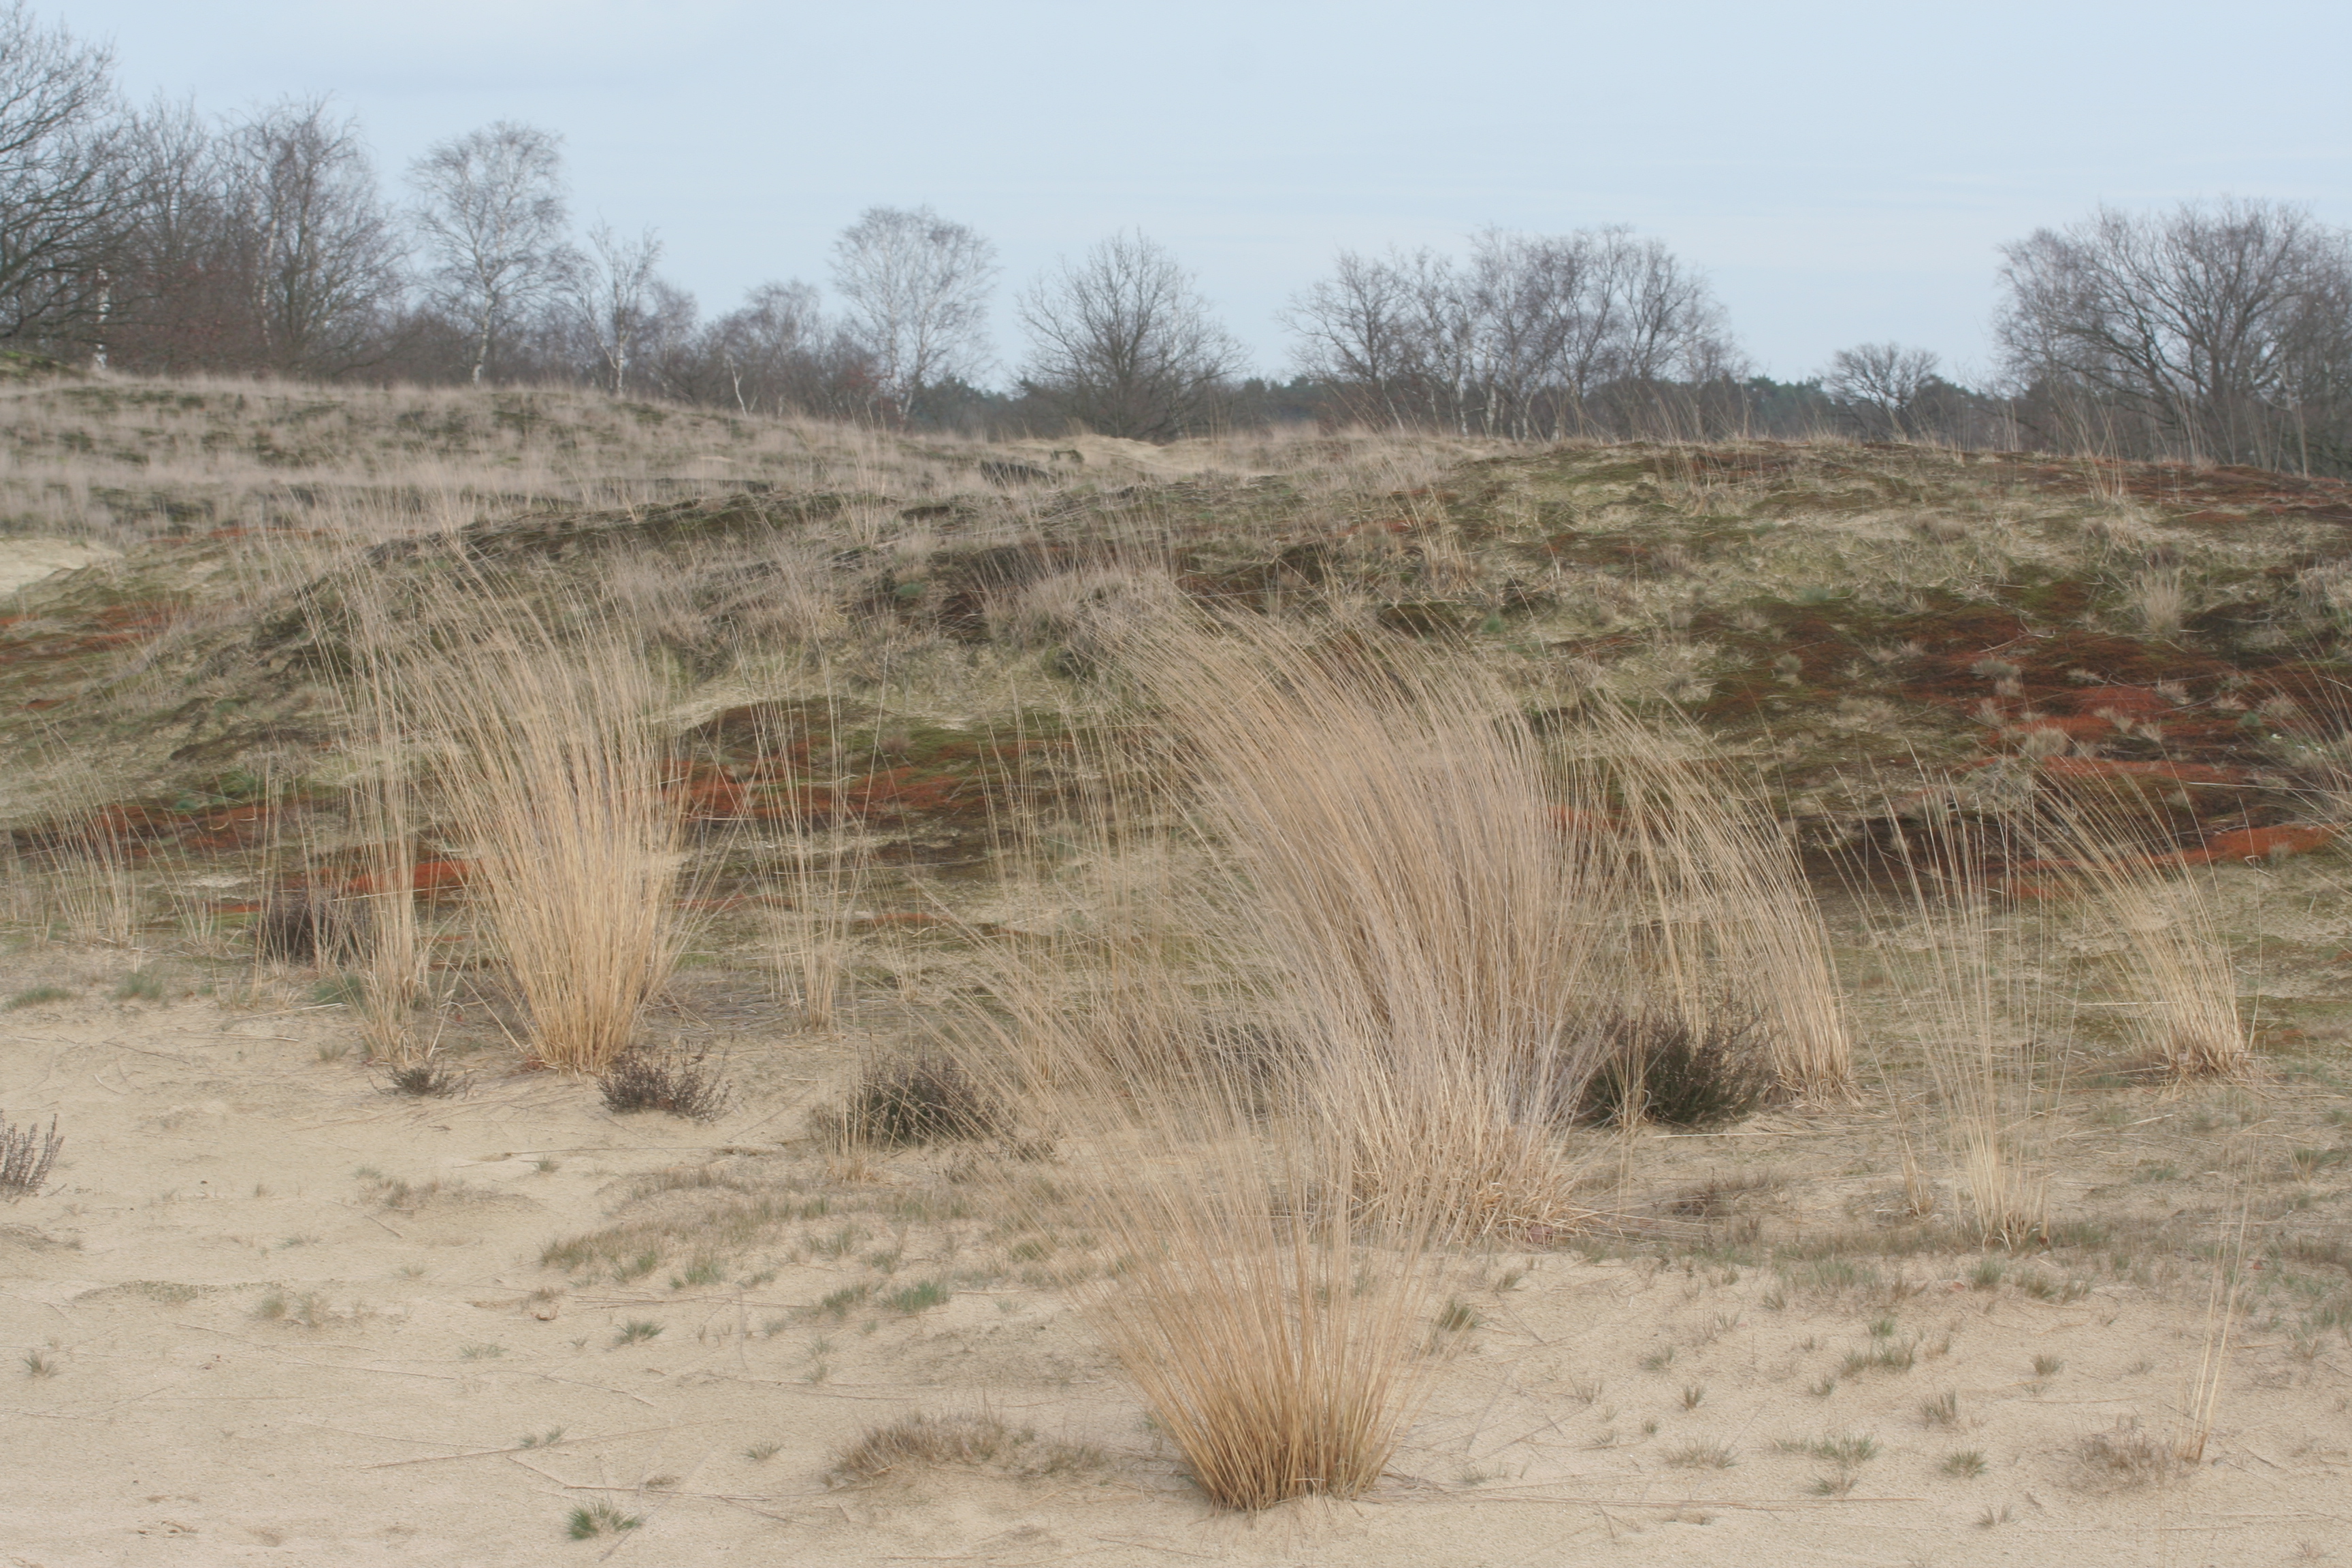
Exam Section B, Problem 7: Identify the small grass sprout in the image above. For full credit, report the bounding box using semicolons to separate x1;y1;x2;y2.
566;1501;642;1539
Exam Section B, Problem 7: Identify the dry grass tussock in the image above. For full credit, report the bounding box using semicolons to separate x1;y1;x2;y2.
1110;614;1612;1235
385;593;683;1073
2036;793;2247;1079
937;608;1853;1508
1567;701;1852;1096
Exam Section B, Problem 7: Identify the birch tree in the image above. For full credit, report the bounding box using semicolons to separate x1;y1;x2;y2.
830;204;995;419
409;121;568;384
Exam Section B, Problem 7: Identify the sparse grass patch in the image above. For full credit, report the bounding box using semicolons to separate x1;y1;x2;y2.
3;985;74;1010
1944;1449;1988;1477
825;1410;1103;1487
883;1277;951;1314
112;967;167;1002
1840;1339;1916;1376
1663;1439;1736;1469
612;1319;662;1345
2077;1418;2176;1488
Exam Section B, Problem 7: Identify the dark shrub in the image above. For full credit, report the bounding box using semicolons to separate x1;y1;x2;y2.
1578;1009;1772;1128
598;1045;732;1122
379;1061;471;1098
822;1054;996;1147
255;883;364;964
0;1113;62;1198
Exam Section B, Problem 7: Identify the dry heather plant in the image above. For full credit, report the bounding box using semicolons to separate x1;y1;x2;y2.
0;1113;63;1197
404;607;683;1072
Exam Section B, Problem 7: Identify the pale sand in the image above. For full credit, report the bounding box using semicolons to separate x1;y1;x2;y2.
3;990;2345;1566
0;538;119;599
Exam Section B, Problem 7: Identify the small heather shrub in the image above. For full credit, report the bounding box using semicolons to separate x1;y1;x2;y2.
597;1044;732;1121
821;1054;998;1147
253;884;365;964
378;1061;469;1099
0;1114;63;1198
1578;1009;1774;1127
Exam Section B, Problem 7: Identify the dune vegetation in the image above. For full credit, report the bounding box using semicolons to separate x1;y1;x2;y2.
4;373;2352;1563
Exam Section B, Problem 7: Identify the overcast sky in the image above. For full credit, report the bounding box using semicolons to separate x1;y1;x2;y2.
59;0;2352;385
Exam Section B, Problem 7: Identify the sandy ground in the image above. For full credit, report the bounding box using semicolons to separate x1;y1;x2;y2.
3;984;2349;1567
0;538;119;600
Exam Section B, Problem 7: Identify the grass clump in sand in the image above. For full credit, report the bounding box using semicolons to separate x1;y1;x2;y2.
565;1501;641;1539
402;608;685;1074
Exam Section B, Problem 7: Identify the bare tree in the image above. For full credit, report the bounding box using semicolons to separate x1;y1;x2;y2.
0;3;125;348
223;98;403;375
691;280;870;414
1017;231;1247;441
108;95;243;371
1997;199;2352;470
830;204;994;419
408;121;568;384
1824;342;1941;439
565;220;662;395
1286;227;1740;440
1281;248;1424;427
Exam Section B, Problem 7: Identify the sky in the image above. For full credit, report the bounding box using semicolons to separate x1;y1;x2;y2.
59;0;2352;387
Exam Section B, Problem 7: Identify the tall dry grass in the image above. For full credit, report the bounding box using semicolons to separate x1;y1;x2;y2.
1857;798;2061;1245
1569;702;1852;1096
938;604;1848;1505
2047;806;2247;1079
948;798;1454;1512
404;607;683;1073
334;597;432;1065
1111;612;1611;1236
753;693;871;1032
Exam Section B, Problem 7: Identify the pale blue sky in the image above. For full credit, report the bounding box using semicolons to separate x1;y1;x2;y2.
61;0;2352;384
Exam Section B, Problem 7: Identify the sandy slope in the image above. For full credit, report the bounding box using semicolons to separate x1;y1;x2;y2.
1;989;2347;1567
0;538;118;598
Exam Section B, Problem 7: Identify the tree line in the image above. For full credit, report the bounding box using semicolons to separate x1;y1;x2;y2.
3;4;2349;474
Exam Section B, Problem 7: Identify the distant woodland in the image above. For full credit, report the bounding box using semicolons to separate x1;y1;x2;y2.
0;4;2346;474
